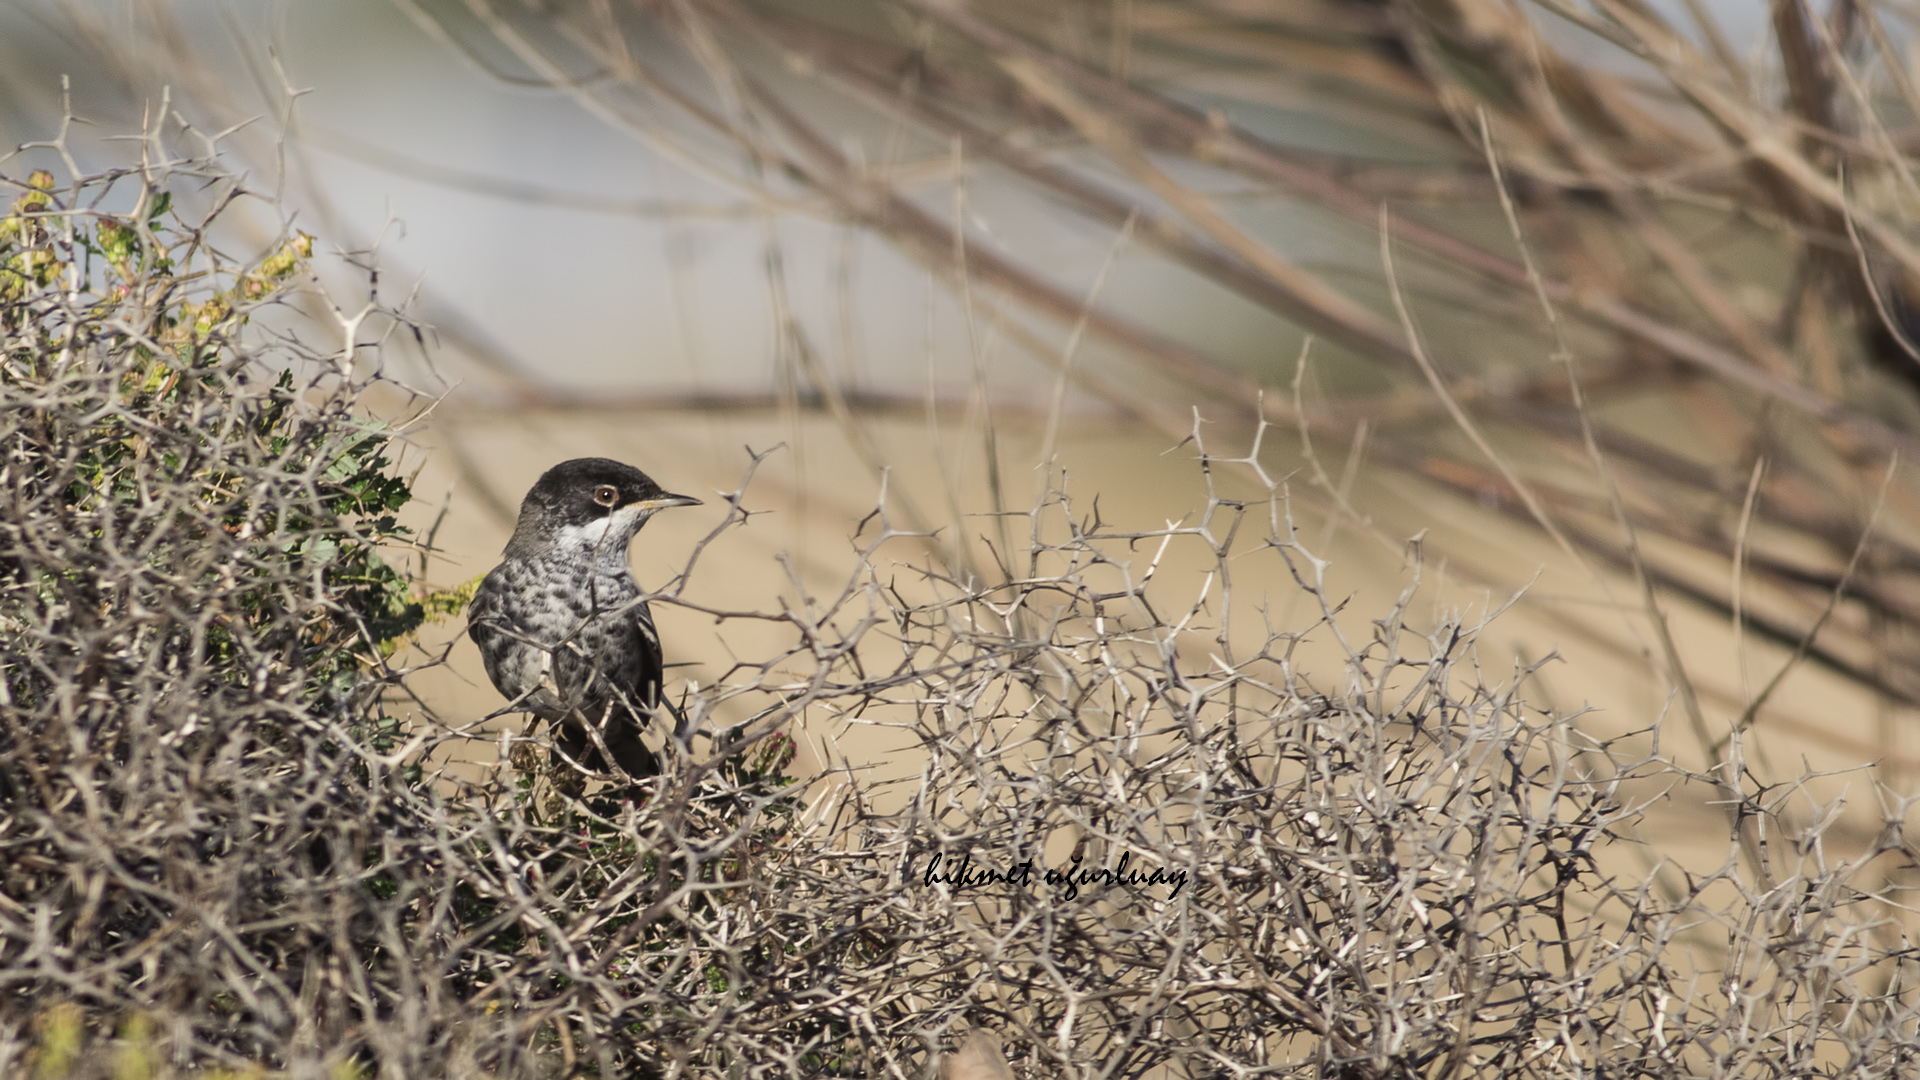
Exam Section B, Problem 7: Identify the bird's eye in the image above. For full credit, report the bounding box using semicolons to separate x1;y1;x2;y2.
592;485;619;507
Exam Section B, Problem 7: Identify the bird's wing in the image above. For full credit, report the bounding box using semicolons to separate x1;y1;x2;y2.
540;593;664;718
620;599;666;714
557;599;668;778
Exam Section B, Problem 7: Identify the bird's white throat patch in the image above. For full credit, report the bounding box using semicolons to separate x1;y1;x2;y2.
556;506;648;566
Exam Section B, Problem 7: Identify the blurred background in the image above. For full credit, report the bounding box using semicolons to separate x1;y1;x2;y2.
5;0;1919;857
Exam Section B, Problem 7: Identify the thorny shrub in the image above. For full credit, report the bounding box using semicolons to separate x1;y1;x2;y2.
1;153;1918;1080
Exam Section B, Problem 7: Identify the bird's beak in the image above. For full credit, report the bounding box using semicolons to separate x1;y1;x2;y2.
626;492;702;512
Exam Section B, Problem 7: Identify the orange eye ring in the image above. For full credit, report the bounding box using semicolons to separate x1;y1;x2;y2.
592;485;619;507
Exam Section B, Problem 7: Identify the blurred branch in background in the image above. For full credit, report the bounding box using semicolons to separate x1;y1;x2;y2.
337;0;1920;768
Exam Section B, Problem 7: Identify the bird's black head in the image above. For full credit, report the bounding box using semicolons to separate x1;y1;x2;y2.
505;457;701;557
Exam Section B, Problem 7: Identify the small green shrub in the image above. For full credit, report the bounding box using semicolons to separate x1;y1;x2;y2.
0;152;460;1073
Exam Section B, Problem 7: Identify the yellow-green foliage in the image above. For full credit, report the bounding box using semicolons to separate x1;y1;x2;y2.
29;1006;81;1080
20;1007;349;1080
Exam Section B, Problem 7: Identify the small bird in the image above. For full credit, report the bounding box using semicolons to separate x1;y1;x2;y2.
468;458;700;782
